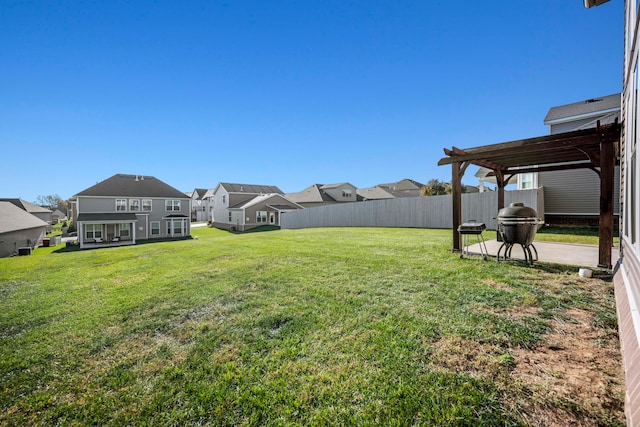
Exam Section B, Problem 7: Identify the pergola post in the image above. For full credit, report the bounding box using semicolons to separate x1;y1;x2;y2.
598;138;615;268
452;161;462;252
495;170;506;241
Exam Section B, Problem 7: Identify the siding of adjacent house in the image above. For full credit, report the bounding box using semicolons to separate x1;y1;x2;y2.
533;95;621;222
0;202;48;257
539;167;620;216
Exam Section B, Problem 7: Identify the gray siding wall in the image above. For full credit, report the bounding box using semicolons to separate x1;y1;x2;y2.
538;167;620;215
0;226;46;258
78;197;116;213
549;118;597;134
281;189;543;230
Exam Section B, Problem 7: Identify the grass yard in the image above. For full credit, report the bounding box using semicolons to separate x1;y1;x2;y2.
0;227;624;426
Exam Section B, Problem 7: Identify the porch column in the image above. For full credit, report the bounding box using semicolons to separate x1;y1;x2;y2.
598;139;615;268
79;223;84;249
132;222;137;245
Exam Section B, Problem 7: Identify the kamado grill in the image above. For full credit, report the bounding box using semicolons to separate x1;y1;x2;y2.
496;202;545;265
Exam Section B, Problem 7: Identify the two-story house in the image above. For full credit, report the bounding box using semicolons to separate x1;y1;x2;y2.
211;182;303;231
537;94;621;225
71;174;191;249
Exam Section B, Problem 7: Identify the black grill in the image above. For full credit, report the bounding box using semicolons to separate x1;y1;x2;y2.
458;221;488;260
496;203;544;265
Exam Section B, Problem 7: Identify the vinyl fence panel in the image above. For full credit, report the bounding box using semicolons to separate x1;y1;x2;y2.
281;189;544;230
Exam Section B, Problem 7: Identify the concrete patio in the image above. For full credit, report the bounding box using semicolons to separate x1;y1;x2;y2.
463;239;619;270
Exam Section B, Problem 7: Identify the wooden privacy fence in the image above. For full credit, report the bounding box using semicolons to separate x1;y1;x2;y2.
281;188;544;230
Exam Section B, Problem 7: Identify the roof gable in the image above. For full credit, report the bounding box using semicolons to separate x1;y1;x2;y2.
74;174;187;199
0;199;52;214
0;202;48;233
234;193;303;210
544;93;620;125
286;184;336;203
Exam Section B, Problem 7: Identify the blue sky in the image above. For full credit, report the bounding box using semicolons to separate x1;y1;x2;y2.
1;0;622;202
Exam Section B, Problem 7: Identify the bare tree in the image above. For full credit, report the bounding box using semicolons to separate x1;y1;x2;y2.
35;194;68;211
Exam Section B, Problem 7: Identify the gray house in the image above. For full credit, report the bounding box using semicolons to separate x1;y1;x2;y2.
211;182;303;231
376;179;425;198
286;183;358;208
0;201;48;257
72;174;191;249
536;94;621;225
476;94;621;225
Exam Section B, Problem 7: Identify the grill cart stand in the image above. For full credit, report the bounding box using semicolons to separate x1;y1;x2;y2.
458;221;488;261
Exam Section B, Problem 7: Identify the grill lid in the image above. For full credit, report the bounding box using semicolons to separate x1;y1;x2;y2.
497;202;537;219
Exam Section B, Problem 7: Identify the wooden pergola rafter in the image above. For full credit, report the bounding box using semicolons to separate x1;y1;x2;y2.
438;122;620;268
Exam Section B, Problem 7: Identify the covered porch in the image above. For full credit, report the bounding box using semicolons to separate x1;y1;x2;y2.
77;213;138;249
438;122;620;268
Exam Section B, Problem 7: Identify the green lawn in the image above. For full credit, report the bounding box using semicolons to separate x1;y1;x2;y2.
0;227;624;426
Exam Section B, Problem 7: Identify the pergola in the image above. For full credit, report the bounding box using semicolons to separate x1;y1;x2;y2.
437;122;620;268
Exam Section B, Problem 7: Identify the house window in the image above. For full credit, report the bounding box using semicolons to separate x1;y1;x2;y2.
519;173;534;190
142;199;152;211
116;199;127;212
228;212;232;221
165;200;181;211
129;199;140;211
86;224;102;239
342;189;353;197
151;221;160;236
256;211;267;223
119;223;130;237
167;219;184;235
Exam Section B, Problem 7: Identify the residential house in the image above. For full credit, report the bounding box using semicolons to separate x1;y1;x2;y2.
589;0;640;421
539;94;620;225
356;186;395;201
0;198;52;231
376;179;425;198
0;201;48;257
202;188;216;221
286;183;358;208
51;209;67;224
71;174;191;249
211;182;302;231
476;95;621;225
190;188;210;222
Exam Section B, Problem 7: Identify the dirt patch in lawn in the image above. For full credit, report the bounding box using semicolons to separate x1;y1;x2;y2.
510;307;624;426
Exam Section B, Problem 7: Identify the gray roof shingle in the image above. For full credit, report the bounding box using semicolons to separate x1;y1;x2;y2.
219;183;283;194
0;202;48;233
544;93;620;124
74;174;187;199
